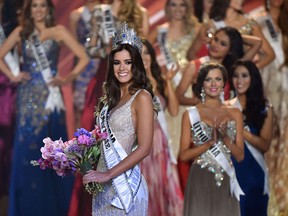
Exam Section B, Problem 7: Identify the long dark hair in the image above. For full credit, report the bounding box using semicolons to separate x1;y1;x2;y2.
209;0;230;21
193;0;204;23
278;0;288;68
232;60;268;130
20;0;55;39
1;0;19;34
99;44;153;111
193;61;228;98
214;27;244;89
142;39;166;99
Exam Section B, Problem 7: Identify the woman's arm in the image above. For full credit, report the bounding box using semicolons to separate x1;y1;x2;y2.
83;90;154;183
175;61;199;105
50;25;89;85
187;24;207;60
163;66;179;116
140;6;149;38
241;34;262;61
244;106;273;153
179;110;214;162
69;8;81;39
147;27;158;45
0;26;30;83
252;23;275;69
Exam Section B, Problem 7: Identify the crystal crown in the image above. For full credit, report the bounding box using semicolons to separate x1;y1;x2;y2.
112;22;142;53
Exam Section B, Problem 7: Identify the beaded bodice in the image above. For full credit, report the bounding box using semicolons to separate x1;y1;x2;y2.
97;90;142;172
166;30;195;70
192;121;237;186
17;39;60;136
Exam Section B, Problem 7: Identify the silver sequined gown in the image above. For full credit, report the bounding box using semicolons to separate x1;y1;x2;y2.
92;90;148;216
183;115;240;216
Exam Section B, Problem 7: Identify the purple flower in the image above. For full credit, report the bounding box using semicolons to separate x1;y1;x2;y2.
77;134;92;146
74;128;91;138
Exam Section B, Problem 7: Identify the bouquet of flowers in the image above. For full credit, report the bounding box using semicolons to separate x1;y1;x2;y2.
30;126;108;195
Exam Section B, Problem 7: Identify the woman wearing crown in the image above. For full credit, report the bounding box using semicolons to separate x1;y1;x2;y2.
82;23;154;215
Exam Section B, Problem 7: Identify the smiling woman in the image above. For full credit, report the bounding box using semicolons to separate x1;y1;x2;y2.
179;61;244;216
0;0;89;215
113;50;133;84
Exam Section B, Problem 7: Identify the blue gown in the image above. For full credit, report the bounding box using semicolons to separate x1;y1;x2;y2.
232;124;269;216
8;38;74;216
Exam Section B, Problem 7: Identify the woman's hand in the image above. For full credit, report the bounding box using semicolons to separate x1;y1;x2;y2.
10;72;31;83
162;63;178;81
83;170;111;184
49;73;78;86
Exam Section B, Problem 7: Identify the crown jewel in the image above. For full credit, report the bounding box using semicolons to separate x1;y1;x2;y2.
112;22;142;53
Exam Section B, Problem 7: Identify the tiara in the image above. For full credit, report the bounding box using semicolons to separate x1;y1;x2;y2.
112;22;143;53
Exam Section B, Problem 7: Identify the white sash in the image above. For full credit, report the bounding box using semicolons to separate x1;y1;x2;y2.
153;96;177;164
80;6;92;31
93;4;116;45
157;27;181;86
29;33;65;112
0;25;20;76
98;104;142;213
212;20;226;30
231;98;269;195
187;106;244;200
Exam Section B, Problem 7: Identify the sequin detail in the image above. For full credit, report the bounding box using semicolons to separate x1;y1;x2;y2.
18;39;59;136
192;121;236;187
92;90;148;215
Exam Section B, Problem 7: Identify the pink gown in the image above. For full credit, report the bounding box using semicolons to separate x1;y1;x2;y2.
141;94;184;216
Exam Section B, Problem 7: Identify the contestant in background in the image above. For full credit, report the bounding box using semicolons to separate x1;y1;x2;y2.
176;27;261;192
148;0;200;162
189;0;275;69
0;0;19;214
0;0;89;215
228;60;273;216
140;39;183;216
251;0;288;214
69;0;102;130
179;62;244;216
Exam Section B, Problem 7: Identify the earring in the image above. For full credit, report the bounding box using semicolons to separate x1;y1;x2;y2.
219;88;224;103
45;14;51;22
200;88;206;104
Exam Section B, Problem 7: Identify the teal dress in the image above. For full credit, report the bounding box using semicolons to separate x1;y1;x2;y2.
8;38;74;216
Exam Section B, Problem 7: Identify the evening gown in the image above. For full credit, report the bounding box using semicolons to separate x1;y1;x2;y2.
8;38;74;216
141;95;183;216
251;9;288;212
183;108;240;216
92;90;148;216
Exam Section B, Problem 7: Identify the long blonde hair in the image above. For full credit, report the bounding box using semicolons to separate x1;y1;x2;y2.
165;0;198;34
117;0;144;37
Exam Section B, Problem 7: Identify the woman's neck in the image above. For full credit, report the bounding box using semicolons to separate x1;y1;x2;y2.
269;6;280;27
203;97;222;108
111;0;122;16
237;93;246;109
34;22;46;33
209;56;224;64
85;1;99;11
226;7;243;21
